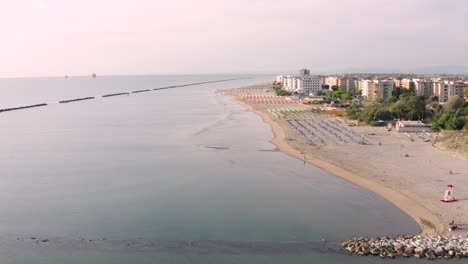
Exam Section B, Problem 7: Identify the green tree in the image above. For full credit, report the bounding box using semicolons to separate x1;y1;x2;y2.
408;82;416;95
391;101;409;119
426;95;439;104
375;108;393;121
443;96;464;113
275;89;292;96
331;85;339;91
346;103;362;120
386;95;398;104
406;96;426;120
342;92;351;100
354;89;362;96
445;114;460;130
360;102;384;123
392;87;403;98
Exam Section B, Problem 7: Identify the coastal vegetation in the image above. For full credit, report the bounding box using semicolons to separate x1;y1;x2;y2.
346;93;468;130
328;89;351;101
272;82;292;96
435;130;468;157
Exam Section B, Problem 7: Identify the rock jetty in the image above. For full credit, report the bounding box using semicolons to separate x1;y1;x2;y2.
102;92;130;98
342;235;468;259
0;103;48;113
59;97;95;103
131;89;151;93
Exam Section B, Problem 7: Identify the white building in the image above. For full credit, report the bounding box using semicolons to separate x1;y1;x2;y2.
324;77;338;88
396;120;432;133
368;80;394;101
358;79;380;98
278;75;322;95
433;81;465;103
275;75;285;83
298;76;322;95
358;80;371;98
413;79;433;97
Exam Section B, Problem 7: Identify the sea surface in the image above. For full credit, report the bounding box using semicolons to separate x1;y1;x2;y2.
0;75;442;263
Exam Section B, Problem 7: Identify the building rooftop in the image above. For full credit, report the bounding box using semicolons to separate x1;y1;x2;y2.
397;120;431;127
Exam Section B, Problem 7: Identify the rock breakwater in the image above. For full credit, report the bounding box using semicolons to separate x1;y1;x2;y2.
102;92;130;97
59;97;95;103
342;235;468;259
0;103;48;113
131;89;151;93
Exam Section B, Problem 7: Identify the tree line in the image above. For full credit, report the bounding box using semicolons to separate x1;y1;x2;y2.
272;82;292;96
346;92;468;130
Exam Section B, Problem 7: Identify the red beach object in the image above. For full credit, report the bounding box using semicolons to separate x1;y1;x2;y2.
441;184;456;202
440;199;458;203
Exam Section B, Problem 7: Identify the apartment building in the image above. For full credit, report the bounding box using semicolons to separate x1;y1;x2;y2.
368;80;394;100
401;78;412;89
358;79;376;98
413;79;433;97
433;81;465;103
338;78;357;94
276;74;322;95
324;76;338;88
299;69;310;76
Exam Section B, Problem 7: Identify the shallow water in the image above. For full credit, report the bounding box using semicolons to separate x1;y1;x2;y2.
0;75;423;263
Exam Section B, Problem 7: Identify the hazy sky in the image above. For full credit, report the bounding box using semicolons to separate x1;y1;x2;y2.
1;0;467;77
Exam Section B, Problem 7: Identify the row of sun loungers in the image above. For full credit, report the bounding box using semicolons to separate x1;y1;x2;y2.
287;118;368;145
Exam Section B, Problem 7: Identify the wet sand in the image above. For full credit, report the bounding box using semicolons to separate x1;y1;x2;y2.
219;83;468;235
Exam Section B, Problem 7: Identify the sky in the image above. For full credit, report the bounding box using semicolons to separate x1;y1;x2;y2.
1;0;468;77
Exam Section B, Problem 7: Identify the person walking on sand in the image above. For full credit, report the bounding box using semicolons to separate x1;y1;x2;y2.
449;220;458;232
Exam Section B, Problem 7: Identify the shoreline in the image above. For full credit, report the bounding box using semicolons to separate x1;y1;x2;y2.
219;85;448;235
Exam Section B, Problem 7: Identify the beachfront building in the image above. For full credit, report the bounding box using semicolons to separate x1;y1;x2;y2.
395;120;432;133
276;75;285;83
298;76;322;95
433;81;465;103
368;80;394;101
283;76;299;91
277;74;322;95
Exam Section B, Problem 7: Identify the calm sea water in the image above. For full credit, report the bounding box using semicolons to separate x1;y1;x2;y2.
0;75;438;263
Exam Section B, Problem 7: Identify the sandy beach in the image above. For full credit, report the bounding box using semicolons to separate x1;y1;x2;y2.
220;83;468;235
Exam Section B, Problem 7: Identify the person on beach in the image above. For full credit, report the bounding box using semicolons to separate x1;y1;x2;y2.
449;220;458;232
